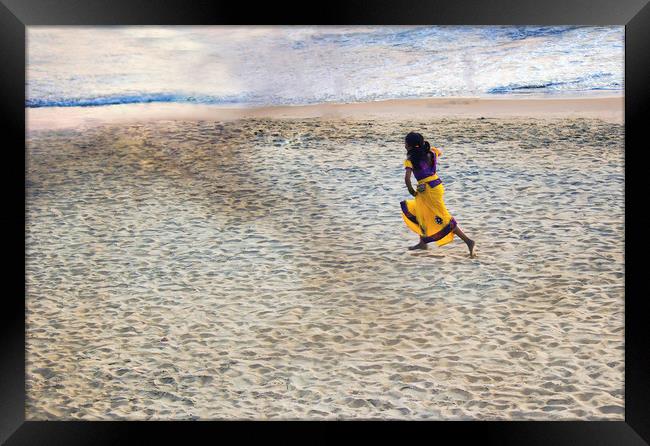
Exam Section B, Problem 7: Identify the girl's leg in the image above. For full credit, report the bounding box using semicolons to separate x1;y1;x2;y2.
408;236;428;250
453;225;475;256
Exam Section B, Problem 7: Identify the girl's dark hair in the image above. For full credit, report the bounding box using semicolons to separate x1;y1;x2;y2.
405;132;432;170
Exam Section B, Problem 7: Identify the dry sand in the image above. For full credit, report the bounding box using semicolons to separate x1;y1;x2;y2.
26;99;625;420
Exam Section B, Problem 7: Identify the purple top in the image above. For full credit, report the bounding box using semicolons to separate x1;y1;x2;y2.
407;152;438;181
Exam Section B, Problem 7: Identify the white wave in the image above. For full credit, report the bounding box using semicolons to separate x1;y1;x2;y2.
27;26;624;107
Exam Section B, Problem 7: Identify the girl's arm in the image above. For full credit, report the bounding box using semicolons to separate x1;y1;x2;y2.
404;168;417;197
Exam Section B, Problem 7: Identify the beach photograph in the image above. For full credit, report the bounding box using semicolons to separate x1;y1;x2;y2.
25;26;625;420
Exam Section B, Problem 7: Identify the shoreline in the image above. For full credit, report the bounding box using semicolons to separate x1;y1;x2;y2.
26;96;624;132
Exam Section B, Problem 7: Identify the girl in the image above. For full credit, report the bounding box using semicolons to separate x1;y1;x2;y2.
400;132;475;256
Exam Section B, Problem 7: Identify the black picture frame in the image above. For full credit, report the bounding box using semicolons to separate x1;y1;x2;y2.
2;0;649;444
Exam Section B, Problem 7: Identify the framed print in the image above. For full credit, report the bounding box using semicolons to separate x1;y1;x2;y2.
2;0;649;444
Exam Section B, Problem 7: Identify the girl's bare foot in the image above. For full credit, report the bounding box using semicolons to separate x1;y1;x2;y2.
468;239;475;257
409;241;428;250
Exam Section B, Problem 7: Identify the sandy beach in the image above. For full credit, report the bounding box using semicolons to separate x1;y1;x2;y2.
25;97;625;420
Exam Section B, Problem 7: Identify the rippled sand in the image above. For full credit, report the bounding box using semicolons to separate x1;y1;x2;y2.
26;117;624;420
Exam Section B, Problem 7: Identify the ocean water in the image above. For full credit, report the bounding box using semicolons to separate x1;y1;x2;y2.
26;26;624;108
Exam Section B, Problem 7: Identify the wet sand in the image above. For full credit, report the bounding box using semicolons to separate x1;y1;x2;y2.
26;95;624;133
26;105;624;420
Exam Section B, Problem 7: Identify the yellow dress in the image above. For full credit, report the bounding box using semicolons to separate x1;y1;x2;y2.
400;147;457;246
